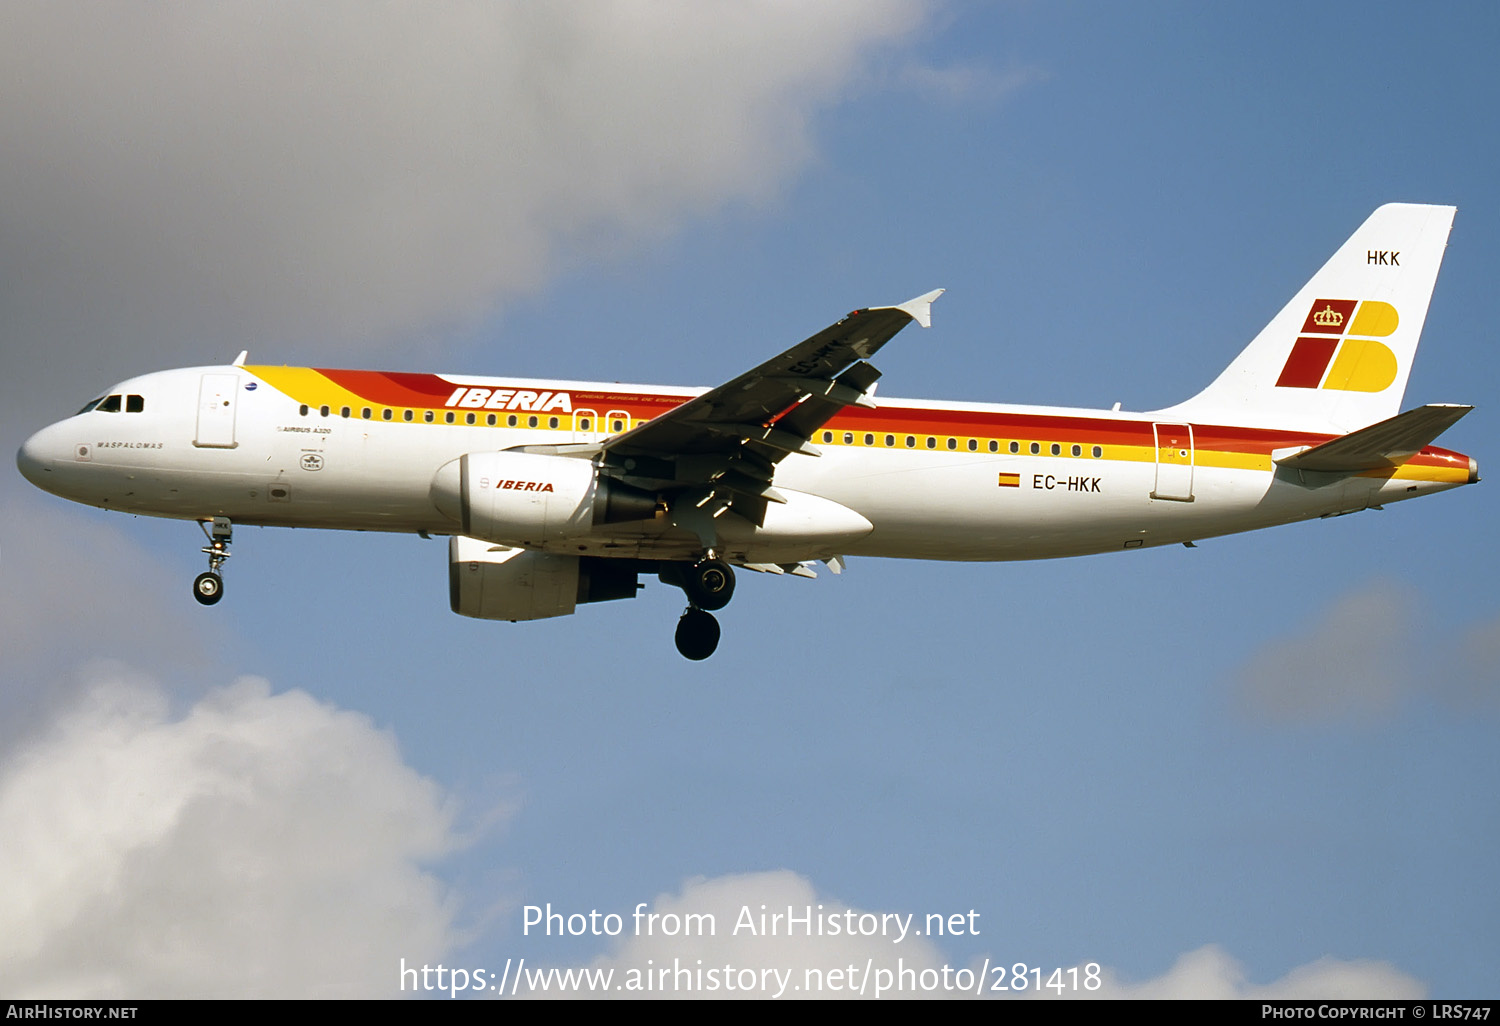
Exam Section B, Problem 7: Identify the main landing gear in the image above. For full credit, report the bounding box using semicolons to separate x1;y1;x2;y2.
193;517;232;606
667;557;736;660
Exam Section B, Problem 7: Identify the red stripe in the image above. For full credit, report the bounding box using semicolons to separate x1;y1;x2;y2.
317;369;457;406
298;367;1381;456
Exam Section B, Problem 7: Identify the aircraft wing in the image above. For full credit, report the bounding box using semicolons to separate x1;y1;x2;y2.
598;289;942;528
1275;403;1473;472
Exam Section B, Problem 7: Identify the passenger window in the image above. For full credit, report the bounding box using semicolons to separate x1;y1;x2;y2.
299;404;310;417
612;419;624;432
864;433;874;446
549;416;559;429
486;414;496;426
926;437;936;449
527;415;538;428
465;412;476;425
126;395;145;413
362;407;372;419
97;395;122;413
319;405;330;417
823;431;833;443
1029;442;1040;455
843;432;853;444
509;415;519;427
989;440;999;452
967;438;977;451
580;418;591;431
403;409;414;422
423;410;434;423
885;434;895;447
340;406;351;418
905;436;915;448
1009;441;1019;454
1050;443;1061;456
1071;444;1081;457
946;438;957;450
1093;445;1103;458
382;408;392;421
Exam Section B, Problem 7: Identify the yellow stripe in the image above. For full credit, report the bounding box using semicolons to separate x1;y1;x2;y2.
1379;463;1470;483
245;366;371;410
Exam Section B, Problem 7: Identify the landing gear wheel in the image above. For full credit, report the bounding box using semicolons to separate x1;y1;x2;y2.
194;517;232;607
675;608;721;660
683;558;735;611
193;571;223;606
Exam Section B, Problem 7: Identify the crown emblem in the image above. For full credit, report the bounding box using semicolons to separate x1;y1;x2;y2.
1312;305;1344;328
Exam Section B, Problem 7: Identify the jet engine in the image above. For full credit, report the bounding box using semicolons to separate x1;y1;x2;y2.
430;451;657;547
448;535;640;621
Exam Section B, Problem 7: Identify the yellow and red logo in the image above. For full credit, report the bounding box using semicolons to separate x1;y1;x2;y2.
1276;299;1400;392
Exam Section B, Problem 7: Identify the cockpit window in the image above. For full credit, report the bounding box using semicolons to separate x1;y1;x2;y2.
76;396;105;415
126;394;145;413
96;394;122;413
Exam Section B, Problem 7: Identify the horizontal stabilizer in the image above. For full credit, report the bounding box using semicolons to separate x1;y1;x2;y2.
1275;404;1473;472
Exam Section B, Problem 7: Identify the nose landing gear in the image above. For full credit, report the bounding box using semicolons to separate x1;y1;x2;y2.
667;557;736;659
193;517;232;606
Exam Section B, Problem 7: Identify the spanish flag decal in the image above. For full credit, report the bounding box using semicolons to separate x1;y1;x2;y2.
998;472;1020;488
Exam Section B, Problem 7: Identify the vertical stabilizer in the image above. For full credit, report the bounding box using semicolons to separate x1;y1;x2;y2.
1161;204;1455;431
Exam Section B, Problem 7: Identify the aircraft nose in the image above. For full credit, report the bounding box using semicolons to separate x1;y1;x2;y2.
16;427;60;489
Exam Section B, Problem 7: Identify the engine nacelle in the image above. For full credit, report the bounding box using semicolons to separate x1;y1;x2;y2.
448;535;640;621
430;451;656;547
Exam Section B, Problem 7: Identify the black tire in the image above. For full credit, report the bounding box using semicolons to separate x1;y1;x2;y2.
674;609;721;660
684;559;735;611
193;571;223;606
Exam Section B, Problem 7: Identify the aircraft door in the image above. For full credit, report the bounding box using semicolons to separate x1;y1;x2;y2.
194;373;239;449
1151;422;1194;502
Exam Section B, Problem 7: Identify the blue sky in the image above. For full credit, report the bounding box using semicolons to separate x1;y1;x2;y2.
1;1;1495;998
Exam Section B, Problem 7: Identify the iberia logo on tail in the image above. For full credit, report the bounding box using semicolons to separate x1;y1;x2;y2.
1275;299;1400;392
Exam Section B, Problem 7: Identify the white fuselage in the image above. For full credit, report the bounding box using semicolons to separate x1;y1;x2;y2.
16;365;1473;566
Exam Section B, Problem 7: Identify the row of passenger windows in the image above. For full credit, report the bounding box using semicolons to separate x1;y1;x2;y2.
820;430;1105;459
296;404;632;432
80;394;146;414
290;402;1106;458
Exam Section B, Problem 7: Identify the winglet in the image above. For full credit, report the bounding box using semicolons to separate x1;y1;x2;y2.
232;351;248;366
882;288;944;329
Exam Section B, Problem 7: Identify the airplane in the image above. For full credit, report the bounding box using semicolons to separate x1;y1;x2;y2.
16;203;1478;659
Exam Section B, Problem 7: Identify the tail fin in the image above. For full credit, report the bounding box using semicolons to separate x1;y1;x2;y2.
1163;204;1456;431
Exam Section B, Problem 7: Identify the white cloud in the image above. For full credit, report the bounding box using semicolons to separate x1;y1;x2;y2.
0;0;924;438
0;499;218;668
1232;581;1500;723
0;667;469;998
0;497;239;749
529;870;952;999
525;872;1425;1000
1235;582;1413;724
1087;944;1423;1000
894;61;1046;104
1446;612;1500;710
